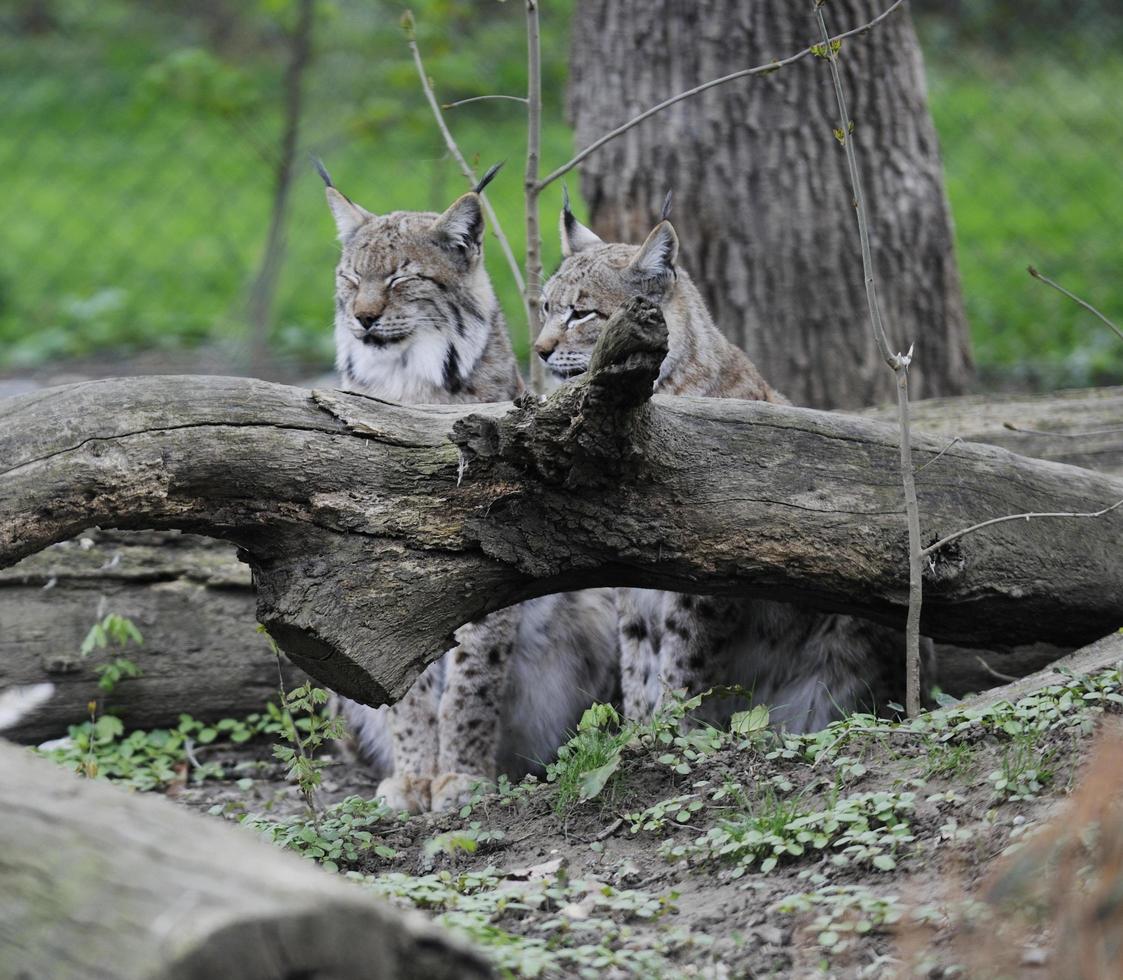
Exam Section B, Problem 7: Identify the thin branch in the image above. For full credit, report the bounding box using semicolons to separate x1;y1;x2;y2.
915;436;962;474
975;656;1020;685
920;499;1123;559
403;14;527;310
1028;266;1123;345
536;0;907;192
524;0;545;394
443;95;528;109
1003;422;1123;438
815;3;922;717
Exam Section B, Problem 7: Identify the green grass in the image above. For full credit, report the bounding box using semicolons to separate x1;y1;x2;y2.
1;10;1120;386
926;49;1123;385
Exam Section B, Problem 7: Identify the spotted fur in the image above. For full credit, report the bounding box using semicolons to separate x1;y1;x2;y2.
542;209;933;733
322;171;619;811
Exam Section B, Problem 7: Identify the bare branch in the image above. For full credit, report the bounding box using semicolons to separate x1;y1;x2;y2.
920;499;1123;560
443;95;528;109
536;0;907;191
915;436;962;474
1028;266;1123;345
403;14;528;310
815;2;923;717
524;0;546;394
1002;422;1123;438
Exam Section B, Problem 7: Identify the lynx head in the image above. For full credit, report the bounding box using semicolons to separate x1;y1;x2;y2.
536;203;679;380
321;161;507;401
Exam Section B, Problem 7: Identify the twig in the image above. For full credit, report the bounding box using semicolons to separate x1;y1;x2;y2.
536;0;907;191
1003;422;1123;438
974;656;1020;684
1028;266;1123;345
443;95;528;109
920;499;1123;559
915;436;962;474
815;3;922;717
524;0;546;394
403;13;528;312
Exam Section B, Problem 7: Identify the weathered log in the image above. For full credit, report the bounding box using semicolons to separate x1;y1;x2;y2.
0;530;310;743
0;742;492;979
2;300;1121;707
864;385;1123;477
3;386;1115;725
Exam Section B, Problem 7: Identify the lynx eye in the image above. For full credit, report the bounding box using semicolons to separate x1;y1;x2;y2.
337;270;360;288
387;274;416;290
568;309;600;326
542;298;551;314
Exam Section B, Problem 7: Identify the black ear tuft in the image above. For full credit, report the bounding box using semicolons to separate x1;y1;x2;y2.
660;190;673;222
474;161;504;195
313;157;334;189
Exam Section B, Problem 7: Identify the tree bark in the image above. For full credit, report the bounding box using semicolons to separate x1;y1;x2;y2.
567;0;972;409
4;384;1117;732
1;302;1120;707
0;530;310;743
863;384;1123;477
0;743;493;980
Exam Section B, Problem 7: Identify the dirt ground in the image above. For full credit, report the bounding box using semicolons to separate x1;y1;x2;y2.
138;648;1123;980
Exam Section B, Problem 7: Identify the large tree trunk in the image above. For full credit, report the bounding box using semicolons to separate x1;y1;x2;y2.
567;0;972;408
1;302;1120;707
0;743;493;980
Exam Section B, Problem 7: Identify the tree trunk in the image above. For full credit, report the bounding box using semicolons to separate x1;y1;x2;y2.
567;0;972;409
0;743;493;980
1;302;1120;707
0;530;308;743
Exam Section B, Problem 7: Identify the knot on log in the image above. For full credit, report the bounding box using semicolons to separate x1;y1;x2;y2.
451;297;668;488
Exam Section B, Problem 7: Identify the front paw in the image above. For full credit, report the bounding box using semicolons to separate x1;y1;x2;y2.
430;771;494;813
376;774;432;814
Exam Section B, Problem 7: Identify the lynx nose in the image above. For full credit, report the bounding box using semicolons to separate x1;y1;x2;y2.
356;313;380;331
536;347;552;363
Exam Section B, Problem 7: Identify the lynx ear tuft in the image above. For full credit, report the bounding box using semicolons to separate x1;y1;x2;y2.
559;186;604;257
627;220;679;295
433;193;485;260
659;189;673;222
473;161;504;195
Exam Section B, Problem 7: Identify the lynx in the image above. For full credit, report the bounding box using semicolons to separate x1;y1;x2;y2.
321;164;618;811
538;203;931;732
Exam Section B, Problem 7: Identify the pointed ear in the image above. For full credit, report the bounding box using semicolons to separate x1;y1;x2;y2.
325;187;373;241
627;220;678;293
432;193;484;259
559;189;604;257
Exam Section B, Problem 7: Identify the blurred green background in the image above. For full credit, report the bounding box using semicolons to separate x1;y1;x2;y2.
1;0;1121;389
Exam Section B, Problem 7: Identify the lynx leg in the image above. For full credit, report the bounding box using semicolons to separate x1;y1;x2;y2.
618;589;662;721
430;610;517;812
377;661;442;814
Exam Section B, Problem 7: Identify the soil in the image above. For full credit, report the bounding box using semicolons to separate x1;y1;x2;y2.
155;667;1121;979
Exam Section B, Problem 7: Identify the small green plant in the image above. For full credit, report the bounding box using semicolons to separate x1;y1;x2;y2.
423;821;507;862
545;702;630;813
260;627;347;821
775;884;904;958
989;732;1057;801
81;611;144;694
237;795;399;872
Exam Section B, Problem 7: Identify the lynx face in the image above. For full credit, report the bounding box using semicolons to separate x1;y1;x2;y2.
537;211;678;381
324;178;507;403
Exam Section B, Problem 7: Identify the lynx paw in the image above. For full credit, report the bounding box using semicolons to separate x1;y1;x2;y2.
376;774;432;814
430;772;493;813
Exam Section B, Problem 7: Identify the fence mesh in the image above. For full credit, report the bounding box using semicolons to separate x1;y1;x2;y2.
1;0;1120;389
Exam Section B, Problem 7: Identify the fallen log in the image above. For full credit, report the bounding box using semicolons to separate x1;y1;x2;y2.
863;385;1123;477
0;530;308;743
2;300;1121;707
0;742;492;979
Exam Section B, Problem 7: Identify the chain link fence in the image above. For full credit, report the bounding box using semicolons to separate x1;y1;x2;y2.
1;0;1120;389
